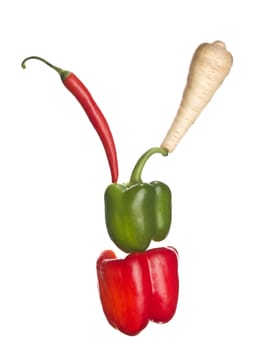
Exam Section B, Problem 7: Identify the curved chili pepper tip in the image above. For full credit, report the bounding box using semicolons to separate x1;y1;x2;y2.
21;56;71;81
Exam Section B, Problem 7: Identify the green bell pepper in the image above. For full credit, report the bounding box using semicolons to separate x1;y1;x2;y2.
104;147;172;253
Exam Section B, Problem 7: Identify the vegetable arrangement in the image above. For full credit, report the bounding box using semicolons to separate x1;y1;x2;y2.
21;40;233;336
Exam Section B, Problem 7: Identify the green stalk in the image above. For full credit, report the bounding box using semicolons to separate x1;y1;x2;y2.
21;56;70;81
129;147;168;185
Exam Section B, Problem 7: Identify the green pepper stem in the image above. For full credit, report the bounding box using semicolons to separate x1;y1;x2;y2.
21;56;70;81
129;147;168;185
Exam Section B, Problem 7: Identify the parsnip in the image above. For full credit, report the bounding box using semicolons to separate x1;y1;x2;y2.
161;40;233;152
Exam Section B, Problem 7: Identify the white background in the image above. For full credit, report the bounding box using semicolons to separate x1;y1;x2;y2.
1;1;259;349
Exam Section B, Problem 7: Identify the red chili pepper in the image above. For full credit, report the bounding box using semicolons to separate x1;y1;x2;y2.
21;56;118;183
96;246;179;336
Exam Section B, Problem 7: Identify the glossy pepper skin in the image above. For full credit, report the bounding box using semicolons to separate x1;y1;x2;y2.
21;56;118;183
105;147;172;252
97;246;179;336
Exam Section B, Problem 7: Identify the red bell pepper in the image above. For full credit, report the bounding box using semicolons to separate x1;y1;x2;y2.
96;246;179;336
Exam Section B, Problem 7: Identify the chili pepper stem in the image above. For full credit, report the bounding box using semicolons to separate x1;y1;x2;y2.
21;56;71;81
129;147;168;185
